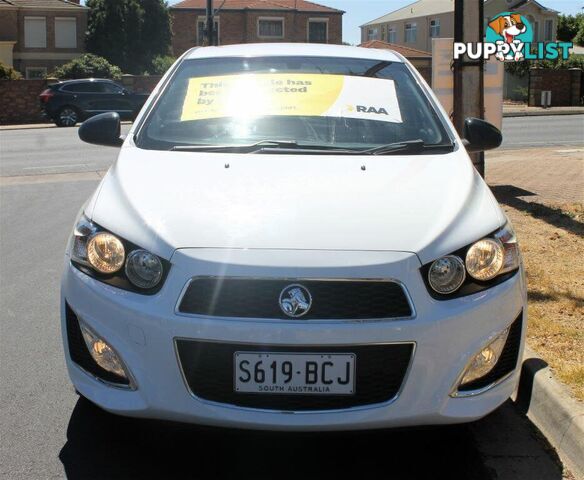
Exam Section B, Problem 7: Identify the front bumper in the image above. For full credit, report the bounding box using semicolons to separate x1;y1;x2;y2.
61;248;526;431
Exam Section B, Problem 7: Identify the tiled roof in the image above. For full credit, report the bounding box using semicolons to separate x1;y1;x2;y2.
361;0;454;27
509;0;559;14
0;0;86;8
172;0;343;13
359;40;431;59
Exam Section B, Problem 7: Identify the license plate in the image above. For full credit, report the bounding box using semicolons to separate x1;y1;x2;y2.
234;352;356;395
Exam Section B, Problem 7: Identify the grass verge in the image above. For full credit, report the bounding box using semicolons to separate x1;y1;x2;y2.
502;202;583;401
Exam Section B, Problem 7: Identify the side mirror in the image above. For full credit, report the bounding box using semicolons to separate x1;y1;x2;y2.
462;117;502;153
78;112;123;147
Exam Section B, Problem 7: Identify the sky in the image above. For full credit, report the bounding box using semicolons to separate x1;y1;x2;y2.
82;0;584;46
167;0;584;44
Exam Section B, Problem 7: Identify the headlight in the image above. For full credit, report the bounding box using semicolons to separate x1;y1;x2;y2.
87;232;125;274
71;216;97;265
69;214;169;294
125;249;163;289
423;222;520;297
466;223;520;281
465;238;504;281
428;255;466;294
494;222;521;275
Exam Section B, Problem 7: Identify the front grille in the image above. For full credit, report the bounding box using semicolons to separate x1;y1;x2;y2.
177;278;413;320
65;302;130;386
458;312;523;392
176;340;414;411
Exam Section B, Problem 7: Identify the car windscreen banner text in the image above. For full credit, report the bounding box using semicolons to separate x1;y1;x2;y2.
180;73;403;124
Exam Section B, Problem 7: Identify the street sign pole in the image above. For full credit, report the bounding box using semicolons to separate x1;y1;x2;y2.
206;0;214;46
453;0;485;177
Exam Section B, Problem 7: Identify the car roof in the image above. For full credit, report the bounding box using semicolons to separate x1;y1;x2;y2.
56;78;117;84
184;43;404;63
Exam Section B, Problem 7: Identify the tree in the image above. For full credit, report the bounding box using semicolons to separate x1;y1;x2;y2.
575;21;584;47
86;0;171;75
557;14;582;43
52;54;122;79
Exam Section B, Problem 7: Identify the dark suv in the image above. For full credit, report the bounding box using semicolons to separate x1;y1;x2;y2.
39;78;150;127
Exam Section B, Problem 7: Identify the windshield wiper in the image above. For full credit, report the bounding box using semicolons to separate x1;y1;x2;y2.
170;139;454;155
360;139;455;155
171;140;367;154
170;139;300;152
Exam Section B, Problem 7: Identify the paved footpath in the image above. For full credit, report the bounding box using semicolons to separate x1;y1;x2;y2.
487;146;584;205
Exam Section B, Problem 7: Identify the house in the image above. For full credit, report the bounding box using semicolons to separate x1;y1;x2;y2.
171;0;344;56
0;0;87;79
359;39;432;84
360;0;558;53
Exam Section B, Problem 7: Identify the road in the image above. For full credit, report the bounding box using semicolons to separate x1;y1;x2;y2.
1;115;583;176
500;115;584;149
1;115;578;479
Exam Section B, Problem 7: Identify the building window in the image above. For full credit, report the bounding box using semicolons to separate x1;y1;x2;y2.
533;21;539;42
197;17;220;45
388;27;396;43
258;18;284;38
430;19;440;37
367;27;379;41
405;23;417;43
308;19;328;43
55;17;77;48
544;19;553;42
24;17;47;48
25;67;47;79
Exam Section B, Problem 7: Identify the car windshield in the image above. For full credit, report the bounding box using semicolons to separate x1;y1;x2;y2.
136;56;452;153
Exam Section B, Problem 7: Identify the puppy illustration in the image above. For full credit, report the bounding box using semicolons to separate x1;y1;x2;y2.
489;14;527;61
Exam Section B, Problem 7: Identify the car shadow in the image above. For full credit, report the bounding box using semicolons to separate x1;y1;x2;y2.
59;397;490;480
490;184;584;237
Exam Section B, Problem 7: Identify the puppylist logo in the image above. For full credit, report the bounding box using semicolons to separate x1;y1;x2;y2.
454;12;572;62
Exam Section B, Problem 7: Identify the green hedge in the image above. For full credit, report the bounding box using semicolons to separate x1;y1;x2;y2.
0;62;22;80
52;54;122;80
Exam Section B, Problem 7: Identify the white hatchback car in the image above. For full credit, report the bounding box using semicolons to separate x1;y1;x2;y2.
62;43;526;431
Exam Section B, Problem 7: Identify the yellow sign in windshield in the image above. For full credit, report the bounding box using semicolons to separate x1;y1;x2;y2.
180;73;403;123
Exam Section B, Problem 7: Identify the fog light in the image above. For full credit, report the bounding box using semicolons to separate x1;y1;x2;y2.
459;328;509;386
80;323;128;380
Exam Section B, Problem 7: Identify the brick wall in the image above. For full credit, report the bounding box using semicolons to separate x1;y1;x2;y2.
529;68;583;107
171;10;198;56
0;10;18;42
171;9;343;56
0;76;161;125
0;79;48;124
120;75;163;94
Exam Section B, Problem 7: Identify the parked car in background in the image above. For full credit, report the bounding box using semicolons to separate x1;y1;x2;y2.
39;79;149;127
